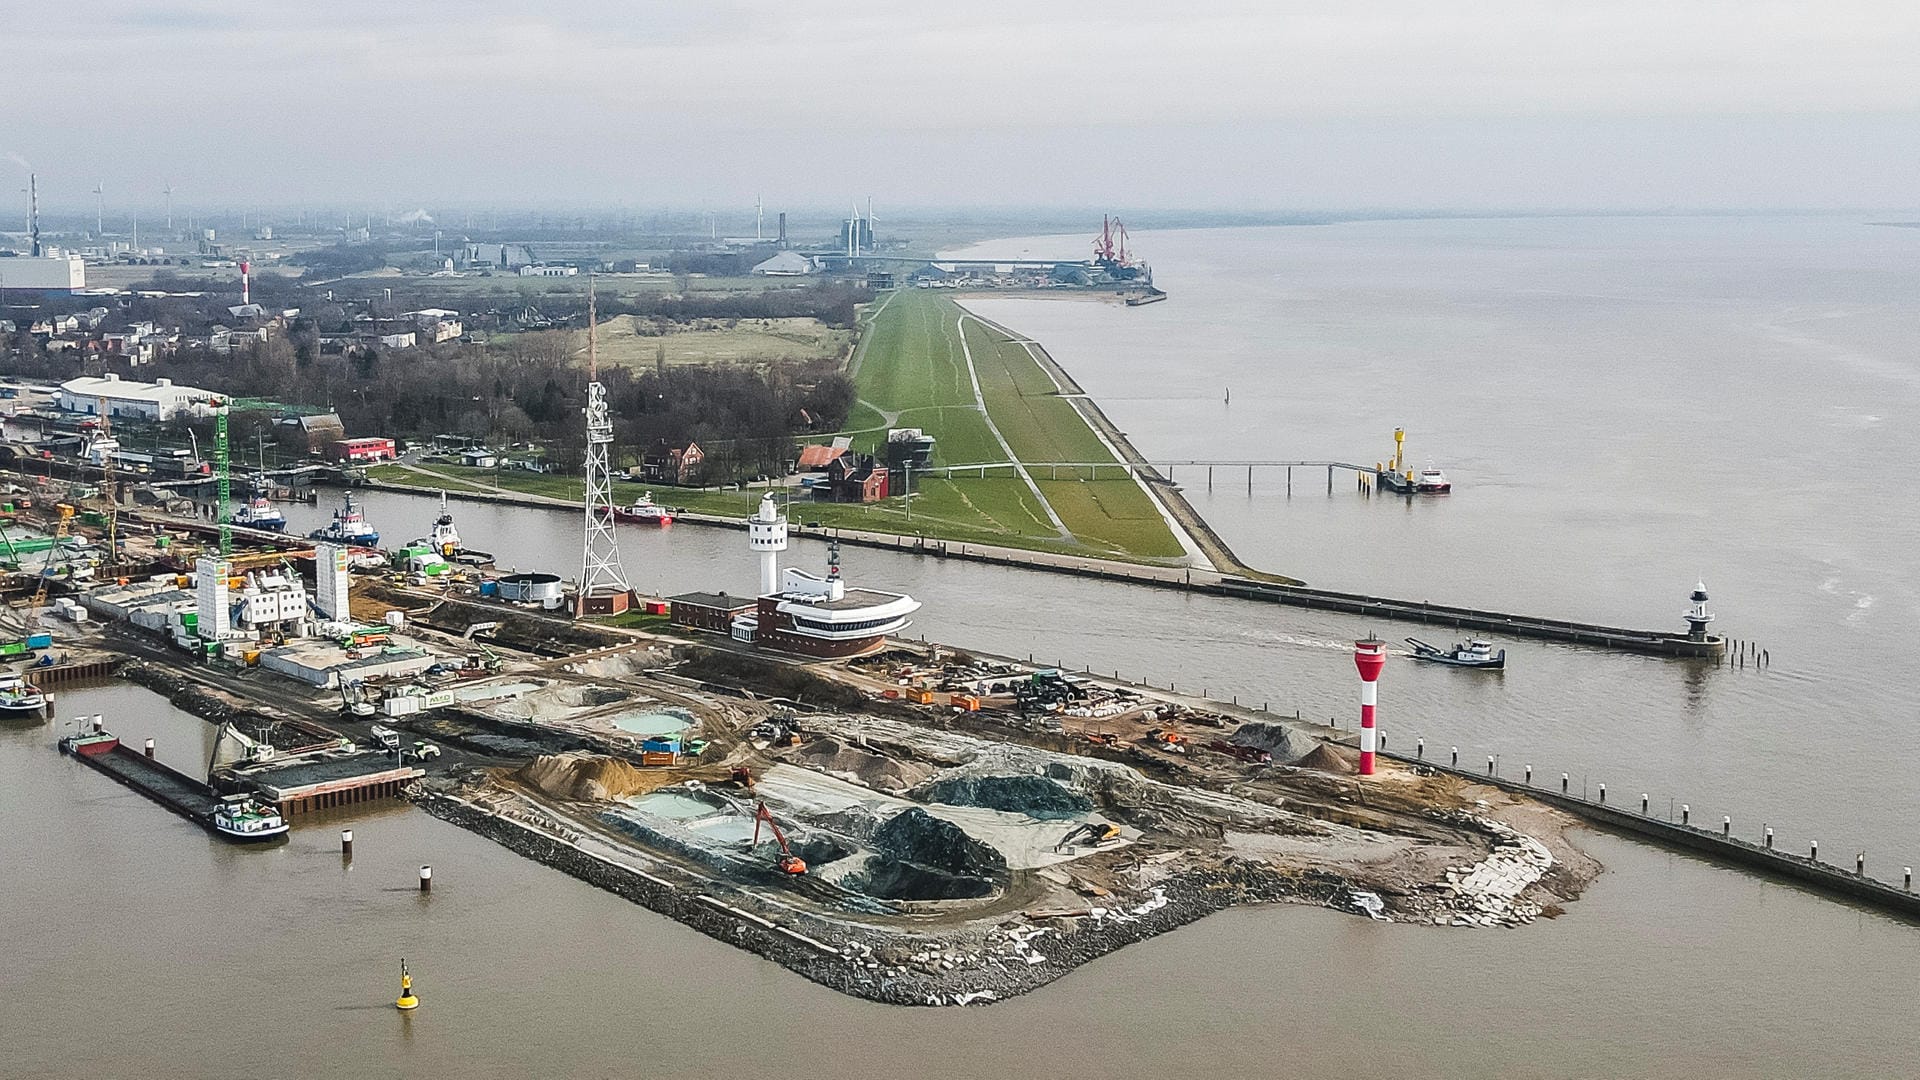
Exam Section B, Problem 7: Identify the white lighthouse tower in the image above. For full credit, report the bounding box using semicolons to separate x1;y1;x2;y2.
749;494;788;597
1685;581;1715;642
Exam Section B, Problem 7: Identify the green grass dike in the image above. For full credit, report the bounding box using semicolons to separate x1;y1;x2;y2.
372;290;1192;564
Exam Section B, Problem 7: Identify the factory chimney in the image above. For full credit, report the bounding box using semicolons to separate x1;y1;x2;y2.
28;173;40;257
240;259;250;305
777;211;787;248
1353;637;1386;776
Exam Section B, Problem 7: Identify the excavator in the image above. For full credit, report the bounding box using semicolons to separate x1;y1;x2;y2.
750;801;806;875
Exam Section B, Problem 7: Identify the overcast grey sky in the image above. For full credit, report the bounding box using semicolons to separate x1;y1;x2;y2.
6;1;1918;213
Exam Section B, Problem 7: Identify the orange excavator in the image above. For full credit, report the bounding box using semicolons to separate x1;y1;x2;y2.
751;802;807;875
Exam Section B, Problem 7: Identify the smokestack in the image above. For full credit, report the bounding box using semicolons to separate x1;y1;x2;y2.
240;260;250;305
777;211;786;247
1353;637;1386;775
28;173;39;257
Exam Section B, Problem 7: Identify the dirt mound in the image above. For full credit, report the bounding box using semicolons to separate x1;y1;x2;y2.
517;752;652;801
848;808;1005;902
1295;742;1358;775
873;808;1006;876
1231;722;1299;761
793;737;935;795
917;775;1092;820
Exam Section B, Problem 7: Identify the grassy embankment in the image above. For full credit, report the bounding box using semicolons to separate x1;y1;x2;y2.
370;290;1185;561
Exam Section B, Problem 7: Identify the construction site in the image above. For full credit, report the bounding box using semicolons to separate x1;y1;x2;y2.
402;634;1591;1005
0;279;1599;1007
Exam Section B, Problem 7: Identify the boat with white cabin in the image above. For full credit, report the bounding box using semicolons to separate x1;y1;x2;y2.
1412;466;1452;494
1405;637;1505;669
210;793;289;842
616;492;674;524
309;491;380;546
232;495;287;532
0;674;48;716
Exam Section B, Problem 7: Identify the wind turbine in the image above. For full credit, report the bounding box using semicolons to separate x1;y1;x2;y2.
755;194;763;241
848;200;861;257
865;196;877;252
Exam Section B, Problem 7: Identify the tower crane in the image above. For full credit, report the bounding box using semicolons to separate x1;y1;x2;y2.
95;396;118;568
212;396;231;555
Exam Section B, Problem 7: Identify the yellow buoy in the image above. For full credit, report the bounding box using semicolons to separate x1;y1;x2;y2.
395;959;419;1011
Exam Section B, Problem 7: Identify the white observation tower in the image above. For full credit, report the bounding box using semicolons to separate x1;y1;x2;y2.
749;493;788;596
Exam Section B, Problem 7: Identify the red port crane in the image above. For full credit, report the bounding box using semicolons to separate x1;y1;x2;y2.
751;801;807;875
1092;215;1132;268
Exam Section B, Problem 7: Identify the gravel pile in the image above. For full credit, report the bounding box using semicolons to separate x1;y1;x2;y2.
915;775;1092;819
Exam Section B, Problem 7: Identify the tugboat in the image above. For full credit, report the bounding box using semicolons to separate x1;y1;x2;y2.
209;793;289;842
232;494;288;532
428;492;461;557
1405;637;1506;670
309;491;380;546
0;674;47;716
615;492;674;525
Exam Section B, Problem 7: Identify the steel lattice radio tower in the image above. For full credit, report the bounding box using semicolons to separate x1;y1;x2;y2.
578;276;627;612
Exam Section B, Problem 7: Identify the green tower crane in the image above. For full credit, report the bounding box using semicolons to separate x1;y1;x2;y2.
214;398;232;555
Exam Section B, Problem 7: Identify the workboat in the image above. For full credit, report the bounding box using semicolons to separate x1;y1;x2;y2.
58;727;120;755
309;492;380;546
1405;637;1505;669
0;674;46;716
210;793;289;842
1413;467;1452;494
427;492;461;556
615;493;673;524
231;495;287;532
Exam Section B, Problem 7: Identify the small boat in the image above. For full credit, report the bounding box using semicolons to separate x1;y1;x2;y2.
210;793;289;842
1125;287;1168;307
309;491;380;546
1406;637;1505;669
615;493;674;525
232;495;288;532
0;674;47;716
1413;467;1452;494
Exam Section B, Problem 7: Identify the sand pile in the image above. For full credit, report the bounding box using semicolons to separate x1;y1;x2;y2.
793;737;935;795
917;775;1092;820
1295;743;1359;775
517;752;652;801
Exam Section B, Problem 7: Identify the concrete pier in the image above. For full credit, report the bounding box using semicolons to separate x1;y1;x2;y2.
1385;750;1920;919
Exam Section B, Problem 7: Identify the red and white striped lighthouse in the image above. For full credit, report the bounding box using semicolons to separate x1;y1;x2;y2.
240;259;250;305
1353;636;1386;775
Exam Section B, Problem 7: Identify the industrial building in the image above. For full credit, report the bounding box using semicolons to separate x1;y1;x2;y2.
0;254;85;293
326;437;397;464
257;640;437;689
57;373;214;422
